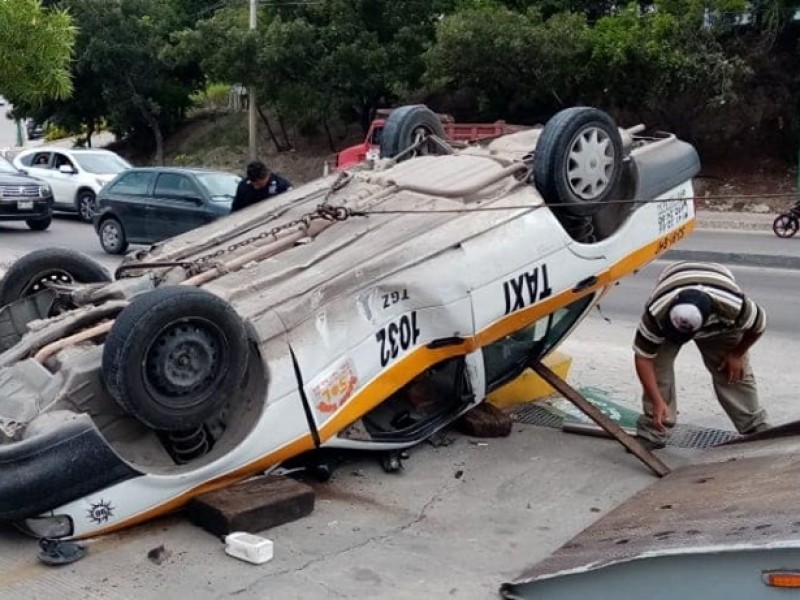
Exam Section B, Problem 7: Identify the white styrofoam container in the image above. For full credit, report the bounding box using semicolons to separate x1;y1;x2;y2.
224;532;274;565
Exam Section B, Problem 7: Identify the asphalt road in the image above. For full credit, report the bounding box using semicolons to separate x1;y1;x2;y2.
597;259;798;338
675;228;800;258
0;215;126;271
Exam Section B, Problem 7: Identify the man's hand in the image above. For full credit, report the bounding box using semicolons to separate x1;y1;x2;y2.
720;353;745;383
651;399;667;432
634;354;667;431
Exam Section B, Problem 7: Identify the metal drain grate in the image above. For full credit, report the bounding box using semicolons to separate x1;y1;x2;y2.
511;404;564;429
510;403;740;449
665;424;740;449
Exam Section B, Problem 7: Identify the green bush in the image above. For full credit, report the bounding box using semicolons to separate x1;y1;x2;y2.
191;82;231;111
44;123;70;141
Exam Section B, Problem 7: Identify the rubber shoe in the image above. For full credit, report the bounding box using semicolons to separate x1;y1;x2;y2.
626;437;666;452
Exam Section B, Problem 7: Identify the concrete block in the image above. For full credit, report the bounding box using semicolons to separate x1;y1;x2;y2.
455;402;513;438
186;475;315;538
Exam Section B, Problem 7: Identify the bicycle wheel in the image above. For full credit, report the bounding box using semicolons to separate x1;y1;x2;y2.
773;213;799;238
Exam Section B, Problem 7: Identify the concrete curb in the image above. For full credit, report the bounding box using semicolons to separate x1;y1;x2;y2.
696;211;774;232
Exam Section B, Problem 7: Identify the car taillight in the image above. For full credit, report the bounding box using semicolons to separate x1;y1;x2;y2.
20;514;74;538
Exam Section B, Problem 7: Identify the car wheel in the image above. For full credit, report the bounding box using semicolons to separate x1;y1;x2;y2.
533;107;624;218
102;287;249;431
380;105;447;161
26;215;52;231
772;214;799;238
99;218;129;255
0;248;111;308
76;190;96;223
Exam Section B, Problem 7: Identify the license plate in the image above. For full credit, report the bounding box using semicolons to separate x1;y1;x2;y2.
17;201;33;210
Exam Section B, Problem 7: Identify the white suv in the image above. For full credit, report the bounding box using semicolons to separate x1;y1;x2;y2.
14;147;131;222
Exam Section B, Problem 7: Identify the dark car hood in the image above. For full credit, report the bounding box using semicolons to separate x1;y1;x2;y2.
0;172;44;186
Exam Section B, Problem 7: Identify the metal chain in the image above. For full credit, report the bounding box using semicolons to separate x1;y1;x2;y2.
188;203;365;273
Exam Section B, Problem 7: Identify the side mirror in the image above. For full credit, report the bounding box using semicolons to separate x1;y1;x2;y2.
58;165;76;174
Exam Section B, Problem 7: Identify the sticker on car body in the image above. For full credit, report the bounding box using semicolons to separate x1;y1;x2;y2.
311;358;359;414
657;197;690;234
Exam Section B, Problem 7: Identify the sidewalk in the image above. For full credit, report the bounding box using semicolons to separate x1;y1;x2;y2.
696;209;774;232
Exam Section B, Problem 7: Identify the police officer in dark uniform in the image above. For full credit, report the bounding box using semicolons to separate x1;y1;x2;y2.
231;160;292;212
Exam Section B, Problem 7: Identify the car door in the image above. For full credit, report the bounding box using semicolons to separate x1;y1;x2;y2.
102;171;155;241
49;152;80;209
148;173;209;242
19;151;53;192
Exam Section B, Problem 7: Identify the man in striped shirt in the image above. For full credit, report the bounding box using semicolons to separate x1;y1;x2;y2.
634;262;769;449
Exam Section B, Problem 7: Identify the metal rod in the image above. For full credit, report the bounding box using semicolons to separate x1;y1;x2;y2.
248;0;257;161
387;163;528;198
34;320;114;363
529;361;671;478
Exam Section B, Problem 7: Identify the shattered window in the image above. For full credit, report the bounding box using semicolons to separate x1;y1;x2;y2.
483;294;594;392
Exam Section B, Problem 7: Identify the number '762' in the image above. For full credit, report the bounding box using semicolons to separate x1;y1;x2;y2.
376;311;420;367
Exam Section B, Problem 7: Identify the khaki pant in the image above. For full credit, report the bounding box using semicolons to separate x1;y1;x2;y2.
637;332;768;443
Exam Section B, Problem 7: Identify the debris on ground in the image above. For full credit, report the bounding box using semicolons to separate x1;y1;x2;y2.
455;403;513;438
186;475;315;537
146;544;171;565
427;430;455;447
223;532;274;565
38;538;86;566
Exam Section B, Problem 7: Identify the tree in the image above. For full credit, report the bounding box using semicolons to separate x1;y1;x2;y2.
70;0;203;163
426;5;593;122
183;0;456;149
0;0;75;105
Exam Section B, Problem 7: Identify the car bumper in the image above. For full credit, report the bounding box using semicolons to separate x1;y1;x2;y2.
0;198;52;220
0;413;141;522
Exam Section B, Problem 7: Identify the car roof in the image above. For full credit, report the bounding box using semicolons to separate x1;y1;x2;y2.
124;167;236;176
18;147;118;156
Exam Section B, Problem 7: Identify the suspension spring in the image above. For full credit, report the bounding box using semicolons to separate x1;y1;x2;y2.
559;212;596;244
165;426;212;465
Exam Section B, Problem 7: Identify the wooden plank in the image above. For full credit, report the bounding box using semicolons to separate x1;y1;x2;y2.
186;475;315;538
530;361;671;478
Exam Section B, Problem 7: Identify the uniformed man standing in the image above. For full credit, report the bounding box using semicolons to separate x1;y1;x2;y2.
633;261;769;449
231;160;292;212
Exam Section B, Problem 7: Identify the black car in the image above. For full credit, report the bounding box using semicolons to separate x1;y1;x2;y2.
25;119;44;141
93;167;240;254
0;156;53;230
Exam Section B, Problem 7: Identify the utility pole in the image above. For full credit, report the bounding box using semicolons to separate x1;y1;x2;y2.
248;0;258;160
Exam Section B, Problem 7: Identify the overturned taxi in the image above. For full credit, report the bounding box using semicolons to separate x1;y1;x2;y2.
0;105;698;539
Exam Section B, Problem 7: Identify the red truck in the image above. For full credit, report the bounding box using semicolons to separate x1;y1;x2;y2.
325;109;525;174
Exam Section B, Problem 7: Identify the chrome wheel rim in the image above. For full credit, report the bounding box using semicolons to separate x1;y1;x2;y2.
102;222;120;250
566;126;616;200
79;194;95;220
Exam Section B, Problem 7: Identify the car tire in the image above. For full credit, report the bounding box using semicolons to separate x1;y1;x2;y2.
99;218;129;255
0;248;111;307
533;107;624;218
26;215;52;231
772;214;799;238
76;190;96;223
380;105;447;161
102;286;250;431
